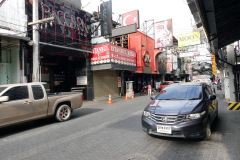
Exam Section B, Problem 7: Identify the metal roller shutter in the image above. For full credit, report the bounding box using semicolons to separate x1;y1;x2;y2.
93;70;119;98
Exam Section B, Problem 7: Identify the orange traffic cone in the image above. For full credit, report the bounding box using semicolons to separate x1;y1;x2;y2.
107;94;112;104
125;93;129;100
131;91;135;99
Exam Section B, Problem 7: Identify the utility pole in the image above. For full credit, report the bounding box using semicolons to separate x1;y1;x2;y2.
32;0;40;82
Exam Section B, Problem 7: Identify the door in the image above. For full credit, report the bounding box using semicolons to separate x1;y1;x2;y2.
0;86;34;126
93;70;118;98
31;85;48;118
204;85;216;123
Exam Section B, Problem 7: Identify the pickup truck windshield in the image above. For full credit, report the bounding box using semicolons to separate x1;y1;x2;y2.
156;85;202;100
0;87;7;93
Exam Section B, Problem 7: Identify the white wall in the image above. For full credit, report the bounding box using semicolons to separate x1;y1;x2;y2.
0;0;27;37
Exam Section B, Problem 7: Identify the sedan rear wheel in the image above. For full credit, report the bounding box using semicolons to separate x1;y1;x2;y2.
55;104;71;122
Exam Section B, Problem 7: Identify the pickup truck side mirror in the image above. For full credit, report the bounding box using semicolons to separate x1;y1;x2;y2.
208;95;216;100
150;95;156;100
0;96;9;103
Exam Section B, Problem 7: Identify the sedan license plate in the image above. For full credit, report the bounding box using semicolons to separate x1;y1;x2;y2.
157;125;172;134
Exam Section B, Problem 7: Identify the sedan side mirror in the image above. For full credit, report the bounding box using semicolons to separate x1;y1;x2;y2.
208;95;216;100
150;95;156;100
0;96;9;103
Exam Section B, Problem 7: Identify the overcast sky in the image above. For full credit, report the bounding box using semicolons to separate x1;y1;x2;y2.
81;0;194;37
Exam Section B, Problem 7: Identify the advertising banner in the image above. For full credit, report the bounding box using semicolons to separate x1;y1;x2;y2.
91;43;136;66
122;10;140;29
212;55;217;75
178;32;200;47
155;19;173;48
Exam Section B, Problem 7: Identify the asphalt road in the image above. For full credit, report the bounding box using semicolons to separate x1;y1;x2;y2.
0;89;239;160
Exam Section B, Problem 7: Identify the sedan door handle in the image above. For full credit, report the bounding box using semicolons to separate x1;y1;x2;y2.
23;101;32;104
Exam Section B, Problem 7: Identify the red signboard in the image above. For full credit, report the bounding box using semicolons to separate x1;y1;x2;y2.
91;43;136;66
122;10;140;29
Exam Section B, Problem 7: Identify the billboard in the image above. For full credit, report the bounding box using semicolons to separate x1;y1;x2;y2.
100;0;112;36
25;0;92;46
155;19;173;48
178;32;201;47
91;43;136;66
122;10;140;29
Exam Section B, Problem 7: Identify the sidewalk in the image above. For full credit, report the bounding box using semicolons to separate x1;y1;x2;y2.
82;92;153;108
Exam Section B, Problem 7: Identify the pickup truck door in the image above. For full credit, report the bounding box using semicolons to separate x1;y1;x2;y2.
0;86;34;125
30;85;48;118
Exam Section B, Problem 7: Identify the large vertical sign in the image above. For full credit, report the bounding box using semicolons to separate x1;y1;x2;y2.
155;19;173;48
158;52;166;74
212;55;217;75
100;0;112;36
122;10;140;29
166;50;172;73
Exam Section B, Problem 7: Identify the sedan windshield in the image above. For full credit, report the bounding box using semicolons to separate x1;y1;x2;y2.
156;85;202;100
162;82;170;85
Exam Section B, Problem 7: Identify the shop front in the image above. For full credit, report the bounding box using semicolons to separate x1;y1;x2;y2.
91;43;137;99
128;31;164;92
25;0;93;100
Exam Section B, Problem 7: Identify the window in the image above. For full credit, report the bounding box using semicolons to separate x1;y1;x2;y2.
156;85;202;100
204;87;210;99
3;86;29;101
32;85;44;100
0;87;7;93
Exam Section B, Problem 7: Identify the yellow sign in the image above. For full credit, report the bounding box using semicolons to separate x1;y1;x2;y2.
178;32;200;47
212;55;217;75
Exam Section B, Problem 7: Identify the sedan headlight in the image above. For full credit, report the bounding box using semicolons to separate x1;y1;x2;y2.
185;111;206;121
143;111;151;118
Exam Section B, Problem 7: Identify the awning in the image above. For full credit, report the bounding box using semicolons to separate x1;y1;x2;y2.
91;63;137;71
189;0;240;51
0;33;30;41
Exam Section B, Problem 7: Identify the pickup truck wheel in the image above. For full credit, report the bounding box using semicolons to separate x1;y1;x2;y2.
55;104;71;122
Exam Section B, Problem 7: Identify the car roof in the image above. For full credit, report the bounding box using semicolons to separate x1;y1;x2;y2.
170;82;205;86
0;82;45;88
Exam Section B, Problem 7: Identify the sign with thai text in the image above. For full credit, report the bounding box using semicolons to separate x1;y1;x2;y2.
91;43;136;66
118;77;121;87
77;76;87;85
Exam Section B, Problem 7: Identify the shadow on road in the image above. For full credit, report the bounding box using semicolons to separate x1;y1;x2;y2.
0;108;103;138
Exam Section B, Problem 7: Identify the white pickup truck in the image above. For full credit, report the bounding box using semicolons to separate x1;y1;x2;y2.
0;82;83;128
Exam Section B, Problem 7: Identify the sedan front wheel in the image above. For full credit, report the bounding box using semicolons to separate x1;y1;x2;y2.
204;121;211;140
